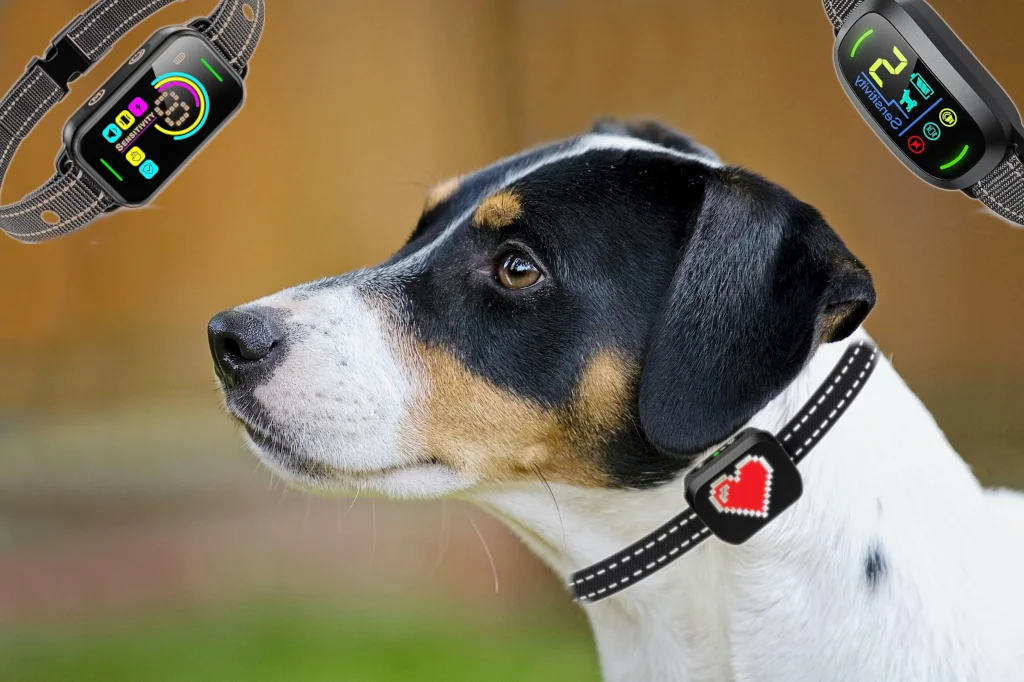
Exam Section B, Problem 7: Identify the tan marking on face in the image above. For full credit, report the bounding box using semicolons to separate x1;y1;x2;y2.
410;346;636;487
573;351;634;433
424;176;461;212
472;191;522;229
818;257;869;342
818;302;866;343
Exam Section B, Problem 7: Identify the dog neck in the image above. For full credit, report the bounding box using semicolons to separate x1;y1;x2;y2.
472;331;977;681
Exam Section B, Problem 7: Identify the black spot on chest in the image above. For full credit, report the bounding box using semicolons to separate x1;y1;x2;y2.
864;542;887;591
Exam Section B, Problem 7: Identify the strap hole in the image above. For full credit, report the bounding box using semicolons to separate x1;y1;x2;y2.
41;210;60;225
242;3;256;21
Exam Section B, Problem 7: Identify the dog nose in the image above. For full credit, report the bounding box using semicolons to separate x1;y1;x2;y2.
208;308;284;385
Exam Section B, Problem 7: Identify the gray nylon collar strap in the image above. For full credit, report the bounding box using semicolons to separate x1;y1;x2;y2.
971;147;1024;227
0;0;265;244
0;68;109;243
569;340;879;603
823;0;864;31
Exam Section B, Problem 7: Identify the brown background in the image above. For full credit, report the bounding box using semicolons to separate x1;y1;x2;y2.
1;0;1022;642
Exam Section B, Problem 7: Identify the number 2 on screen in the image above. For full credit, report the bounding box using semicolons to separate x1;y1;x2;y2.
869;46;908;88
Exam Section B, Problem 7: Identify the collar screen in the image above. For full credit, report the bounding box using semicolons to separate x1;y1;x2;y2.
74;32;243;207
837;12;985;181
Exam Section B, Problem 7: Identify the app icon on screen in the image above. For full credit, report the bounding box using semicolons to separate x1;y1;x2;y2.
899;89;918;113
923;122;941;141
139;159;159;180
909;72;934;100
115;110;136;130
126;147;146;167
128;97;149;117
102;123;122;143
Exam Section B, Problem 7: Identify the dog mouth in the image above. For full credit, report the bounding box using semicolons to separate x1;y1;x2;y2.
240;420;302;463
231;411;452;487
238;419;340;481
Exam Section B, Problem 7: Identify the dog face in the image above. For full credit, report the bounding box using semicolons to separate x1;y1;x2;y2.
209;121;875;498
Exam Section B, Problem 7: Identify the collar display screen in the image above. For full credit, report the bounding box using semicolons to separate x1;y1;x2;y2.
838;13;985;180
75;34;243;206
684;430;803;545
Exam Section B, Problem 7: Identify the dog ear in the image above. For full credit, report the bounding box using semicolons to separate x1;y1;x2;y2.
637;167;875;456
592;118;721;164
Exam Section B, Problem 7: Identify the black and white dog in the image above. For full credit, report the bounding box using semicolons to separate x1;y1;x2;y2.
210;121;1024;681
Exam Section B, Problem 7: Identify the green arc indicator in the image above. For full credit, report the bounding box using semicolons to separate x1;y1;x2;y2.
100;158;122;181
940;145;969;170
851;28;873;58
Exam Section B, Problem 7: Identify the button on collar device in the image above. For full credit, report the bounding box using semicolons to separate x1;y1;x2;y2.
0;0;265;243
570;341;879;603
825;0;1024;227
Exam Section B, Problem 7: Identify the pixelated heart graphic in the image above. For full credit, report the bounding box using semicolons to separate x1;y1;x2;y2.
709;455;774;518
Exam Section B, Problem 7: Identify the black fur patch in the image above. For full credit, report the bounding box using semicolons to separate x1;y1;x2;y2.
637;169;875;456
376;120;874;487
864;543;887;590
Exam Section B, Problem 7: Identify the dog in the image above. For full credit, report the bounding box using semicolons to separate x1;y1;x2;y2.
209;120;1024;681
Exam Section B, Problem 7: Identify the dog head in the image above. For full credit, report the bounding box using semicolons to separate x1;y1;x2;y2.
209;120;874;498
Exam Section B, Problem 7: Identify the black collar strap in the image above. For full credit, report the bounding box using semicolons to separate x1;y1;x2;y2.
570;340;879;603
0;0;264;243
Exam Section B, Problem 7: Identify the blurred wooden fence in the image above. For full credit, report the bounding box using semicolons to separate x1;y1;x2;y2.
1;0;1022;450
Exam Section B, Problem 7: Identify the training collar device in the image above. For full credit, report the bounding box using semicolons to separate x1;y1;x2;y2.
570;340;879;603
0;0;265;243
825;0;1024;227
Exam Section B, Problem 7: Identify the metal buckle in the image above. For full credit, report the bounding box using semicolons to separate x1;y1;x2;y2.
55;150;74;175
28;34;91;95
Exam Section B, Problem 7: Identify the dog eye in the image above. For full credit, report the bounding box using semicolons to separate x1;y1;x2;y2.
497;251;542;290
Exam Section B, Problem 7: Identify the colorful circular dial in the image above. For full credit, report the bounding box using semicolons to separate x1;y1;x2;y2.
151;72;210;140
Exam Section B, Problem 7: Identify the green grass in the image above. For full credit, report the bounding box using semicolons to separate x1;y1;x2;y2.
0;603;600;682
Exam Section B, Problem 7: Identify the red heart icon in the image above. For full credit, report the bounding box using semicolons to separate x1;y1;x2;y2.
709;455;774;518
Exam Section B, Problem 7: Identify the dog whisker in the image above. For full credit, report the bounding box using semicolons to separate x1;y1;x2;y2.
533;465;567;554
370;499;377;569
343;487;361;517
465;510;499;595
431;500;451;577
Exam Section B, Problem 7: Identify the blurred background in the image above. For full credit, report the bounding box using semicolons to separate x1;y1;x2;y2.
1;0;1023;679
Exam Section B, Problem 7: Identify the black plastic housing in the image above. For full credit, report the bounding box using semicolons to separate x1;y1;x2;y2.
833;0;1022;190
62;27;244;207
684;428;803;545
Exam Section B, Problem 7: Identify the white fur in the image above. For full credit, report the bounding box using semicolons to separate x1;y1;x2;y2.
243;287;1024;680
244;286;418;476
233;136;1024;679
479;331;1024;681
240;282;480;498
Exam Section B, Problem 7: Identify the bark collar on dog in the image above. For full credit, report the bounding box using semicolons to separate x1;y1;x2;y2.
570;340;880;603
